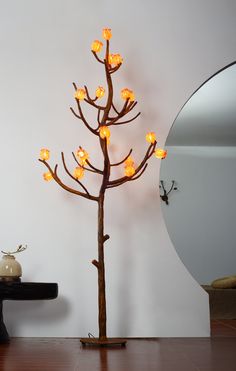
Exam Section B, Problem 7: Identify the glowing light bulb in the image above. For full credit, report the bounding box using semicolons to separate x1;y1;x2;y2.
102;28;112;40
124;156;134;167
43;172;53;181
73;167;84;180
125;166;135;177
154;148;167;159
146;132;156;144
99;126;111;140
108;54;123;65
121;88;135;101
91;40;103;52
114;54;123;65
74;89;86;100
76;147;89;165
96;86;105;98
77;148;85;158
40;148;50;161
121;88;130;100
129;91;135;102
108;54;114;64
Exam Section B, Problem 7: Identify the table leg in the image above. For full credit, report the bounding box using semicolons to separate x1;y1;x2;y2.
0;301;9;343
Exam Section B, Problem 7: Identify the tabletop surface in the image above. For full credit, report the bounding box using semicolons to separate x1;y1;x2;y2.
0;282;58;301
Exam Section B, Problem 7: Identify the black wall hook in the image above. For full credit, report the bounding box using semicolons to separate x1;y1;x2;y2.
159;180;177;205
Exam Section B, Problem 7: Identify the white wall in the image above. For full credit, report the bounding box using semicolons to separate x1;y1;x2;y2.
0;0;236;337
161;146;236;284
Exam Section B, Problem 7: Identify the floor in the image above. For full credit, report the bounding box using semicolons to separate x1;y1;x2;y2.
0;320;235;371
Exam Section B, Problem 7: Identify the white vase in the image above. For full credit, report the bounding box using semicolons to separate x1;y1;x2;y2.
0;255;22;281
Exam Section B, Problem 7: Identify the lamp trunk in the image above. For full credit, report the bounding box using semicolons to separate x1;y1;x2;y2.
98;193;107;340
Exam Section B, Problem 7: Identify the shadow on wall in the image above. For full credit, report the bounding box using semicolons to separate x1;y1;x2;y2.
4;295;70;336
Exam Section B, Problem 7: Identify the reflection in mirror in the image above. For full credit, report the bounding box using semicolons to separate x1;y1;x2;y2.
160;62;236;285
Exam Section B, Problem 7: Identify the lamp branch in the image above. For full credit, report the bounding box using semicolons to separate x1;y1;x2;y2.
70;107;82;120
106;101;138;125
84;85;106;110
111;111;141;126
86;160;104;174
92;51;104;64
109;63;122;74
39;159;98;201
110;149;133;167
84;85;98;102
61;152;90;195
75;98;99;135
111;102;119;115
72;152;103;175
71;83;99;135
107;142;156;187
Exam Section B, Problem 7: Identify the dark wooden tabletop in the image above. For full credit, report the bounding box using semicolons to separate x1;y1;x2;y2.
0;282;58;301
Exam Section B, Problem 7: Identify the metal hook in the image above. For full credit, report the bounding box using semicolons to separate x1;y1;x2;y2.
159;180;177;205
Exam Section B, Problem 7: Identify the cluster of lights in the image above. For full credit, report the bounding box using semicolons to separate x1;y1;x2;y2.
91;29;122;67
74;86;105;101
40;149;53;181
145;133;167;158
40;28;168;186
124;156;135;177
91;28;111;54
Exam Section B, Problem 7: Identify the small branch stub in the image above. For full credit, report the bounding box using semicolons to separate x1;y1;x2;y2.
103;234;110;242
92;260;100;269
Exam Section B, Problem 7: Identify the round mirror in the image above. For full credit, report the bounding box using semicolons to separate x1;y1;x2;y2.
160;62;236;285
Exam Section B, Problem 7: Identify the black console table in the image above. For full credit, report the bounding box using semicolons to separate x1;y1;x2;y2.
0;282;58;343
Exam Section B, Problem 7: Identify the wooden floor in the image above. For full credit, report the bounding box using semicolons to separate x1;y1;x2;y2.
0;320;236;371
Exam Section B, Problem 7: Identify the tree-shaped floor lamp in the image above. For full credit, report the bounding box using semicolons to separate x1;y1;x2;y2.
39;28;167;346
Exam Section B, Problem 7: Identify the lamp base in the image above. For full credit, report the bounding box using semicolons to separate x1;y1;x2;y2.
80;338;127;347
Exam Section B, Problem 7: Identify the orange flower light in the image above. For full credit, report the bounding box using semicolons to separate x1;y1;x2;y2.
113;54;123;65
124;156;134;167
73;167;84;180
99;126;111;140
74;88;86;100
155;148;167;159
108;54;123;66
146;132;156;144
125;166;135;177
40;148;50;161
91;40;103;53
76;147;89;165
108;54;113;65
102;28;112;40
129;92;135;102
121;88;135;102
96;86;105;98
121;88;131;100
43;172;53;181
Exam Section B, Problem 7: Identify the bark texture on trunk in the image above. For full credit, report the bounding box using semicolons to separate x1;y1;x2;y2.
97;194;107;340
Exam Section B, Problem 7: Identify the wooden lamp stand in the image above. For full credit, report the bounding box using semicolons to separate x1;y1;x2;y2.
39;28;165;347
